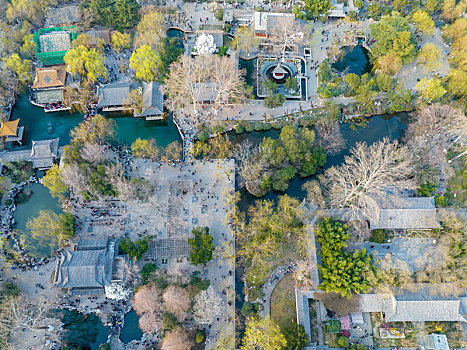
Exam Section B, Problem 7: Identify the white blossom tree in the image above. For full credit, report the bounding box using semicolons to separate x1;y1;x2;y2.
193;286;223;324
194;33;216;55
105;283;132;301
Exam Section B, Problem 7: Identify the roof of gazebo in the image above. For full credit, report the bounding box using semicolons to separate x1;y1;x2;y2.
0;119;20;137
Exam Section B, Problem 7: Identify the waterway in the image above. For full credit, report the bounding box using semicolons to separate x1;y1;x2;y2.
7;94;181;150
332;44;371;76
120;309;143;344
57;309;109;350
233;113;409;208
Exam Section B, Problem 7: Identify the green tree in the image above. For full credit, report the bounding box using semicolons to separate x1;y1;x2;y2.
42;164;68;199
19;34;35;59
26;211;74;257
110;31;132;53
119;237;149;260
129;45;163;82
283;323;309;350
411;10;434;35
231;26;260;55
316;218;376;298
387;82;412;113
374;52;402;75
188;227;214;265
376;73;393;92
136;10;165;48
131;138;159;158
417;43;442;72
140;263;157;284
415;77;445;102
293;0;330;19
424;0;440;13
354;0;363;8
4;53;32;85
344;73;361;93
64;45;107;83
284;77;298;93
241;316;287;350
84;0;139;30
369;12;417;64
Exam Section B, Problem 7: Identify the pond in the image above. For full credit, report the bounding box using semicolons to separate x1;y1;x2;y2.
120;309;143;344
332;44;371;76
57;309;109;350
232;113;409;208
13;183;63;258
8;94;182;150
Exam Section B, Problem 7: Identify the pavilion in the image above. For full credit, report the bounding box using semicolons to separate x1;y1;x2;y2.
0;119;24;145
97;83;132;112
30;138;60;170
135;82;164;120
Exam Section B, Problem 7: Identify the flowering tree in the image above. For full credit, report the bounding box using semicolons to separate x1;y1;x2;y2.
193;286;223;324
194;33;216;55
105;283;132;301
162;286;190;321
133;284;162;333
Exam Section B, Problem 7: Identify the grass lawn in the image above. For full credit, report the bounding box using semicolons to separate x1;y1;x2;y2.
270;274;296;332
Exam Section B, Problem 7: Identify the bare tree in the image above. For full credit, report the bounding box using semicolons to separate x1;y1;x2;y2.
405;103;467;181
61;163;91;194
161;326;194;350
165;55;248;113
105;163;134;201
314;292;362;316
315;119;345;155
240;152;271;197
321;138;414;221
267;16;305;61
80;142;107;164
133;284;162;334
292;260;315;291
162;286;190;321
302;180;325;208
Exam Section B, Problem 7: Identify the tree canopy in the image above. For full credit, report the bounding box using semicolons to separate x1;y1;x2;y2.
82;0;139;31
293;0;331;19
241;316;287;350
129;45;163;82
24;211;74;257
64;45;107;83
411;10;434;35
42;165;68;199
4;53;32;85
316;218;376;298
188;226;214;265
369;12;417;65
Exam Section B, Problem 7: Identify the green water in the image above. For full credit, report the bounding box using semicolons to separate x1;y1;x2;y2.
120;310;143;343
12;183;63;257
332;44;371;76
57;309;109;350
8;94;181;150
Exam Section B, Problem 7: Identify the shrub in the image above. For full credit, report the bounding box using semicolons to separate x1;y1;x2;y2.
337;335;349;348
235;124;244;134
195;330;205;344
370;229;386;243
4;199;12;206
119;237;149;260
197;131;209;142
244;123;254;132
434;194;447;207
162;312;179;331
248;286;265;301
190;271;210;291
417;183;436;197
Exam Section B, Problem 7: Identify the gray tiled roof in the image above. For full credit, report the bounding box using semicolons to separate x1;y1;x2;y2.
45;6;81;27
30;138;59;169
139;82;164;117
97;83;131;108
370;197;440;230
386;300;466;322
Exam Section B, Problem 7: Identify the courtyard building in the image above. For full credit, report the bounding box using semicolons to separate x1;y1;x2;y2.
135;82;164;120
54;238;124;296
31;66;69;112
369;197;441;230
30;138;60;170
97;83;132;112
45;5;81;27
253;12;295;38
34;26;77;66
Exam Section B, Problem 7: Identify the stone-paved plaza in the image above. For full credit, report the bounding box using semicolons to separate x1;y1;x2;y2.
71;158;236;349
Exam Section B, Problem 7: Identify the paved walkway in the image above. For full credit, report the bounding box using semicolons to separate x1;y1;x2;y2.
259;263;297;318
